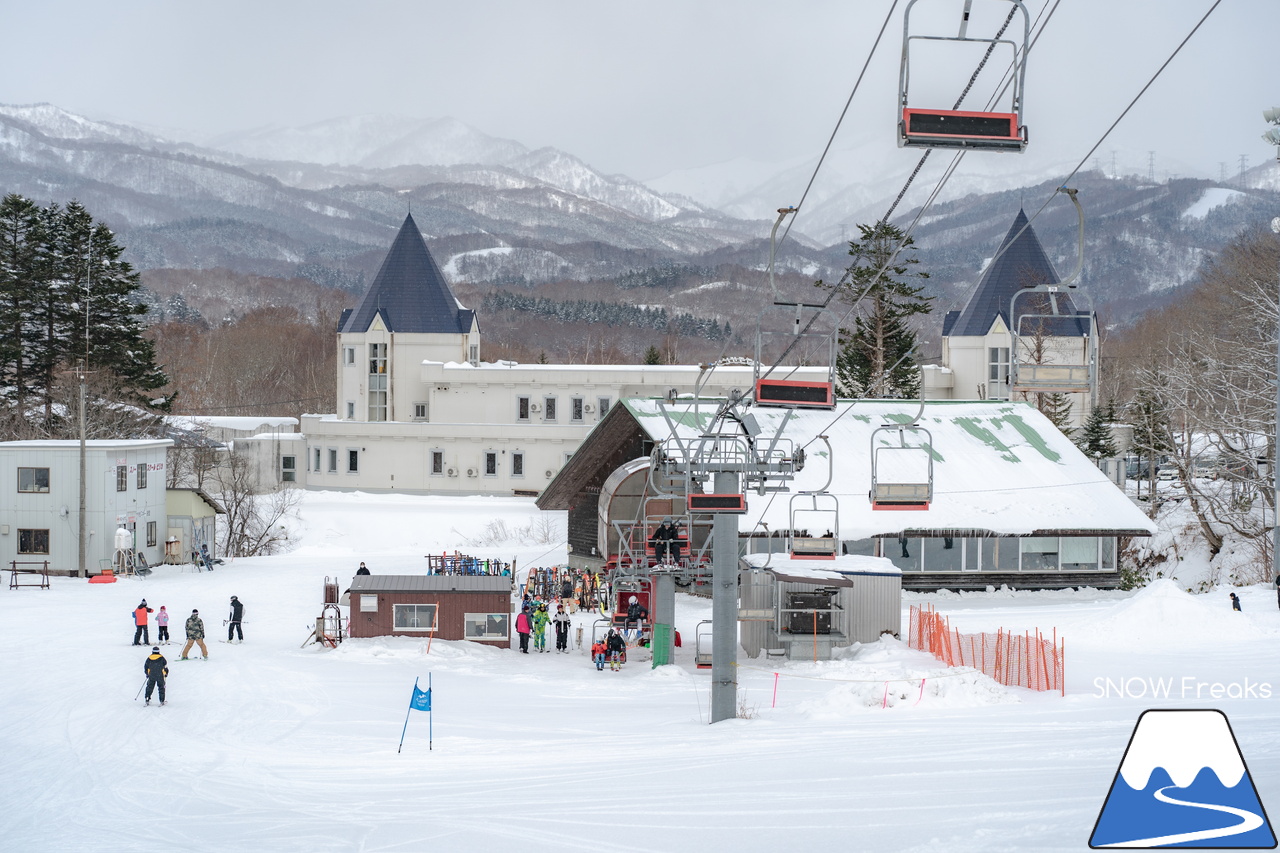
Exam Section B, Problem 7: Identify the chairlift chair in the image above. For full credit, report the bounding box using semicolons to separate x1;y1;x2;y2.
789;492;840;560
870;424;934;510
898;0;1030;152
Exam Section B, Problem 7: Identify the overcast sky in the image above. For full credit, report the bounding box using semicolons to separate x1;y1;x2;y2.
3;0;1276;184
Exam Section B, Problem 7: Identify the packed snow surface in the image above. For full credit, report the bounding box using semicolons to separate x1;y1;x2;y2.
4;491;1280;852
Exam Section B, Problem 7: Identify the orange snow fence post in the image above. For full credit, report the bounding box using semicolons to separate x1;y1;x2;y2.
906;605;1064;693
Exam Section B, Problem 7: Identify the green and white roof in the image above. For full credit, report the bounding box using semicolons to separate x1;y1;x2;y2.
622;398;1155;540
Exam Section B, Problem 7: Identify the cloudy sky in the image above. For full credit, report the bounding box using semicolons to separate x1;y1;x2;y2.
3;0;1276;184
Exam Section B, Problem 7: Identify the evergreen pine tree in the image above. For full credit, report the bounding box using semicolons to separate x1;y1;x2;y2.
828;220;931;398
0;194;44;419
1037;393;1074;437
1075;402;1118;459
643;345;662;365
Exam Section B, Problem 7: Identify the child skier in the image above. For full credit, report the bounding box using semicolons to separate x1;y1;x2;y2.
532;603;550;653
143;646;168;706
606;628;626;671
156;606;170;644
515;606;532;654
552;604;571;653
132;600;154;646
591;638;607;671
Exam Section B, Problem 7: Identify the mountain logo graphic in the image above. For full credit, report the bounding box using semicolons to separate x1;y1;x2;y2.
1090;709;1277;848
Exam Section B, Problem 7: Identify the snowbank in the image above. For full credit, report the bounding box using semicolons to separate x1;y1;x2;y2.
1074;579;1271;644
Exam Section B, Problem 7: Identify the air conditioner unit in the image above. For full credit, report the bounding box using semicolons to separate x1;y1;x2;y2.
466;468;477;478
446;468;456;478
529;403;541;412
545;469;555;479
583;404;594;413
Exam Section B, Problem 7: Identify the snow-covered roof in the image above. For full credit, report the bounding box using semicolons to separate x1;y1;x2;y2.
166;416;298;431
623;398;1156;539
741;552;901;580
0;439;171;449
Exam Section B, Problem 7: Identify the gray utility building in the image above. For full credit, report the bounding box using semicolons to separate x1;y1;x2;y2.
0;439;171;575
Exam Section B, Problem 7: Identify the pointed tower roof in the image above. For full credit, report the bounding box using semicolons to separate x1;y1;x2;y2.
341;214;475;335
948;209;1087;337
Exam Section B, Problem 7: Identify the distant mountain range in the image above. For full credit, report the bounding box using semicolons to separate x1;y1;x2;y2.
0;102;1277;329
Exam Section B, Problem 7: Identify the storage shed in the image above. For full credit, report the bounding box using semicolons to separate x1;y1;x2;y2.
347;575;512;645
737;553;902;661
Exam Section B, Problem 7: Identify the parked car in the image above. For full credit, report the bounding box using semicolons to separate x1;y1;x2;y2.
1156;465;1179;482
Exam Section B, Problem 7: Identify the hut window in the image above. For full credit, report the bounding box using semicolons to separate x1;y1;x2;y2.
359;594;378;612
18;529;50;554
571;397;584;422
146;521;157;548
485;452;497;476
512;453;524;477
281;456;296;482
1060;537;1099;570
137;465;148;490
393;604;438;631
17;467;50;493
1020;537;1060;570
116;465;128;492
464;613;509;640
431;451;444;475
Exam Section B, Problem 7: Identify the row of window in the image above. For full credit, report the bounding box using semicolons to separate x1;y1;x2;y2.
343;344;480;370
14;522;159;555
841;535;1117;572
292;448;572;480
356;598;509;639
517;395;610;423
308;448;359;474
17;465;153;494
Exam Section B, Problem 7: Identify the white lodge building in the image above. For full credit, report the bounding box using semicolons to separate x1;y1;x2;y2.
246;214;824;496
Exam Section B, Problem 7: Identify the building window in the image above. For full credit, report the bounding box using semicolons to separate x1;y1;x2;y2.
360;594;378;612
347;450;359;473
18;529;50;555
597;397;611;420
116;465;128;492
328;449;338;473
431;451;444;475
512;452;524;477
413;402;428;421
571;397;584;422
543;396;557;421
345;401;355;420
484;452;497;476
464;613;509;640
343;346;356;366
17;467;50;493
313;447;321;472
988;347;1011;400
368;343;388;422
469;344;479;365
517;396;530;421
137;464;148;490
281;455;296;482
146;521;157;548
564;452;573;465
393;603;438;631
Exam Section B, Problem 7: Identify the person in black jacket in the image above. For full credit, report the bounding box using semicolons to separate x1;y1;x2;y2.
650;519;679;564
1230;592;1242;611
356;562;370;575
144;646;168;706
227;595;245;642
606;628;626;671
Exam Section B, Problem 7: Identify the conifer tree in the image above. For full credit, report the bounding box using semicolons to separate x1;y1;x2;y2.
643;345;662;365
0;194;44;418
1075;401;1118;459
1037;393;1074;438
827;220;931;398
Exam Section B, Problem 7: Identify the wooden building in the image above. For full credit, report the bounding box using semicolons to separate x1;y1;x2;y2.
347;575;512;645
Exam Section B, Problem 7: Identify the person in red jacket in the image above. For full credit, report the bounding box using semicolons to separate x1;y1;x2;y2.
132;600;154;646
515;606;533;654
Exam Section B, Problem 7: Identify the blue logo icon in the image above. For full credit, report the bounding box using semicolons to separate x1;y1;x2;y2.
1091;709;1276;848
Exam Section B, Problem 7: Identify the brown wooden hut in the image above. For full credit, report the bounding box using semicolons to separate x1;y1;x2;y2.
348;575;512;645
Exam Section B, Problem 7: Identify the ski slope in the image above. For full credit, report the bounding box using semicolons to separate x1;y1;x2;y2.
3;491;1280;852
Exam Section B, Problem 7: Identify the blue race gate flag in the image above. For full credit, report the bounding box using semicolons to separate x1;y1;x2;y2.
398;675;434;753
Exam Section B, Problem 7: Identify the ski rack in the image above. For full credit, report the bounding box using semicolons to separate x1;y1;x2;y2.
898;0;1030;152
1008;188;1097;405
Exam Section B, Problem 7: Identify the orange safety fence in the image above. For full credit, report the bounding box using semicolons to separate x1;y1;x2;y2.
907;604;1065;694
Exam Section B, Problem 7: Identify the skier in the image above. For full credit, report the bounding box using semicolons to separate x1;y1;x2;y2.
132;600;154;646
1230;592;1242;611
143;646;168;706
1275;575;1279;610
553;604;571;653
180;609;208;660
625;595;648;635
515;606;533;653
156;606;170;645
356;562;370;575
606;628;626;671
532;603;550;653
591;637;607;671
650;519;675;564
227;595;244;642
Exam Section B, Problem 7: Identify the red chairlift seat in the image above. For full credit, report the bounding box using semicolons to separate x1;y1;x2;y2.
900;108;1026;151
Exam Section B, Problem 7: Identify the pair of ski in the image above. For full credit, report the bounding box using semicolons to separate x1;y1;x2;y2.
144;700;167;706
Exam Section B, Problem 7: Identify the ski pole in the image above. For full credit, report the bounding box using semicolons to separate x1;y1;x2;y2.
135;679;147;701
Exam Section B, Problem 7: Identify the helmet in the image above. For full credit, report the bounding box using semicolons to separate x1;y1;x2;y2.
629;595;638;605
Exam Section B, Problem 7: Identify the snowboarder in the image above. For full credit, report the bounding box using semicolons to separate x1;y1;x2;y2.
532;603;550;652
132;600;154;646
553;604;571;652
515;606;533;653
227;595;244;642
606;628;626;671
144;646;168;706
1230;592;1242;611
180;609;208;660
156;606;170;644
356;562;370;575
591;638;607;671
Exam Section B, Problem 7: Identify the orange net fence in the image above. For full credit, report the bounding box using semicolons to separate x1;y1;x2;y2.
907;604;1065;694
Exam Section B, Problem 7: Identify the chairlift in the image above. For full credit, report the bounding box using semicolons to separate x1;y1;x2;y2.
898;0;1030;152
1008;188;1097;399
870;424;934;510
789;492;840;559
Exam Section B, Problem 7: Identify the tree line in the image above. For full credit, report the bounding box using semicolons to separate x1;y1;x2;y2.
481;290;733;341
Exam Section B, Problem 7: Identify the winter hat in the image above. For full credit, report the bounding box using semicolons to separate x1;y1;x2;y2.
140;600;147;606
151;646;160;652
231;595;238;601
192;608;199;614
159;606;166;610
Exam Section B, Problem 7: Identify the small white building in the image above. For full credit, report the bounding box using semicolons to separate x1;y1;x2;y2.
0;439;172;575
